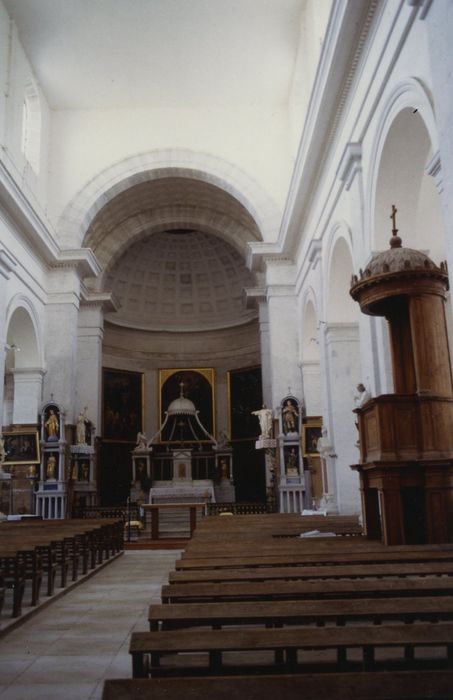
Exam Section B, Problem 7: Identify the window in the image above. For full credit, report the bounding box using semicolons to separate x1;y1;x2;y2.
21;79;41;173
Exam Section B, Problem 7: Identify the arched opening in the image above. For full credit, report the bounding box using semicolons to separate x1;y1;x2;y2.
373;108;448;389
4;305;42;426
300;298;321;416
324;236;360;513
326;237;359;324
80;174;267;507
21;78;42;174
374;109;443;259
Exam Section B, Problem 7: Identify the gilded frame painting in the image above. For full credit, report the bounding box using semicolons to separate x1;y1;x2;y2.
3;431;40;465
159;368;215;443
303;420;323;456
102;368;144;442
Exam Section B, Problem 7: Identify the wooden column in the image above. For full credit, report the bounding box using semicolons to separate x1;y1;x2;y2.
409;294;453;397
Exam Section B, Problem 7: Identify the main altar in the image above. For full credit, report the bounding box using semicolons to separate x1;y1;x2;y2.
131;383;235;507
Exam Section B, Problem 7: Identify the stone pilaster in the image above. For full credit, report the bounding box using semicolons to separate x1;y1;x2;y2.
43;267;81;421
323;322;361;513
12;367;46;424
0;249;16;429
76;292;118;433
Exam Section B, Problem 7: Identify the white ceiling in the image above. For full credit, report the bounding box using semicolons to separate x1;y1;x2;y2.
4;0;304;110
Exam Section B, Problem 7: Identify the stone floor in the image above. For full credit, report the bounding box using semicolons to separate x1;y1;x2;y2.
0;550;180;699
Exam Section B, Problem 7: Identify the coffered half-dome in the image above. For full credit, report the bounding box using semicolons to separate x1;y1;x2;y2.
104;229;257;332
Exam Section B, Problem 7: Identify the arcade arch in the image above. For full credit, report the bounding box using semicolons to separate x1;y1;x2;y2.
3;301;43;426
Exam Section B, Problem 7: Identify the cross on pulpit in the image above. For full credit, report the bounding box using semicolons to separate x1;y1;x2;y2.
390;204;398;235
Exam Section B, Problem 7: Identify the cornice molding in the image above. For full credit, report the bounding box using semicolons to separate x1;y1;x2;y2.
266;284;297;299
80;289;120;314
277;0;378;255
247;241;283;272
0;157;59;264
337;142;362;191
244;286;266;309
53;248;101;278
0;248;17;280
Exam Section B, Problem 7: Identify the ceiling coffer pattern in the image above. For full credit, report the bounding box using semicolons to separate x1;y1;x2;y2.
83;176;262;332
105;230;256;332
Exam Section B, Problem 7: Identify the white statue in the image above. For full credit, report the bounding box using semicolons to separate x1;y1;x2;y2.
76;407;89;445
251;405;274;439
135;431;148;451
354;383;371;408
316;427;333;458
217;429;230;448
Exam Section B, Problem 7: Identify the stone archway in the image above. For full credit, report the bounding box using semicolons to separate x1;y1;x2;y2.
4;300;43;426
57;148;281;248
323;235;360;513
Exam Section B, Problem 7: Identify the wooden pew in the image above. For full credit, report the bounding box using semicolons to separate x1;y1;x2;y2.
175;548;453;570
0;518;123;617
0;544;42;606
102;670;453;700
182;540;453;557
160;575;453;604
148;596;453;631
129;623;453;677
0;551;26;617
169;560;453;584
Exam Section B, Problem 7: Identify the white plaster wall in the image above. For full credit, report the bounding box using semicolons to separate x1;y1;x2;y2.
300;360;322;416
0;2;51;214
48;106;293;232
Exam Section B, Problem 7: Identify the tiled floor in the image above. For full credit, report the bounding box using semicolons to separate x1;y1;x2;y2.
0;550;180;699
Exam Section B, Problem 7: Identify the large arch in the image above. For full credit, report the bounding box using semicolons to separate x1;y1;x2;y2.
366;78;441;257
5;296;42;369
300;290;322;418
57;148;282;248
3;297;44;426
324;227;358;324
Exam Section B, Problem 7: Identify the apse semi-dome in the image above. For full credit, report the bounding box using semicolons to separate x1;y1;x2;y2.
104;230;257;332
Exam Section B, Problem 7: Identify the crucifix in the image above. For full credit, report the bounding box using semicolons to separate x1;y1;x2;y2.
390;204;398;236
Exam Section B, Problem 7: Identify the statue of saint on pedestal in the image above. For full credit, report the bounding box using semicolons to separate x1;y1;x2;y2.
282;400;299;434
46;454;57;480
45;409;59;441
76;407;89;445
251;405;274;438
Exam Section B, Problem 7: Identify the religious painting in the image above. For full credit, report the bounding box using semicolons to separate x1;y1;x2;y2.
159;368;214;442
228;366;263;441
303;421;323;456
102;368;144;442
3;431;40;465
